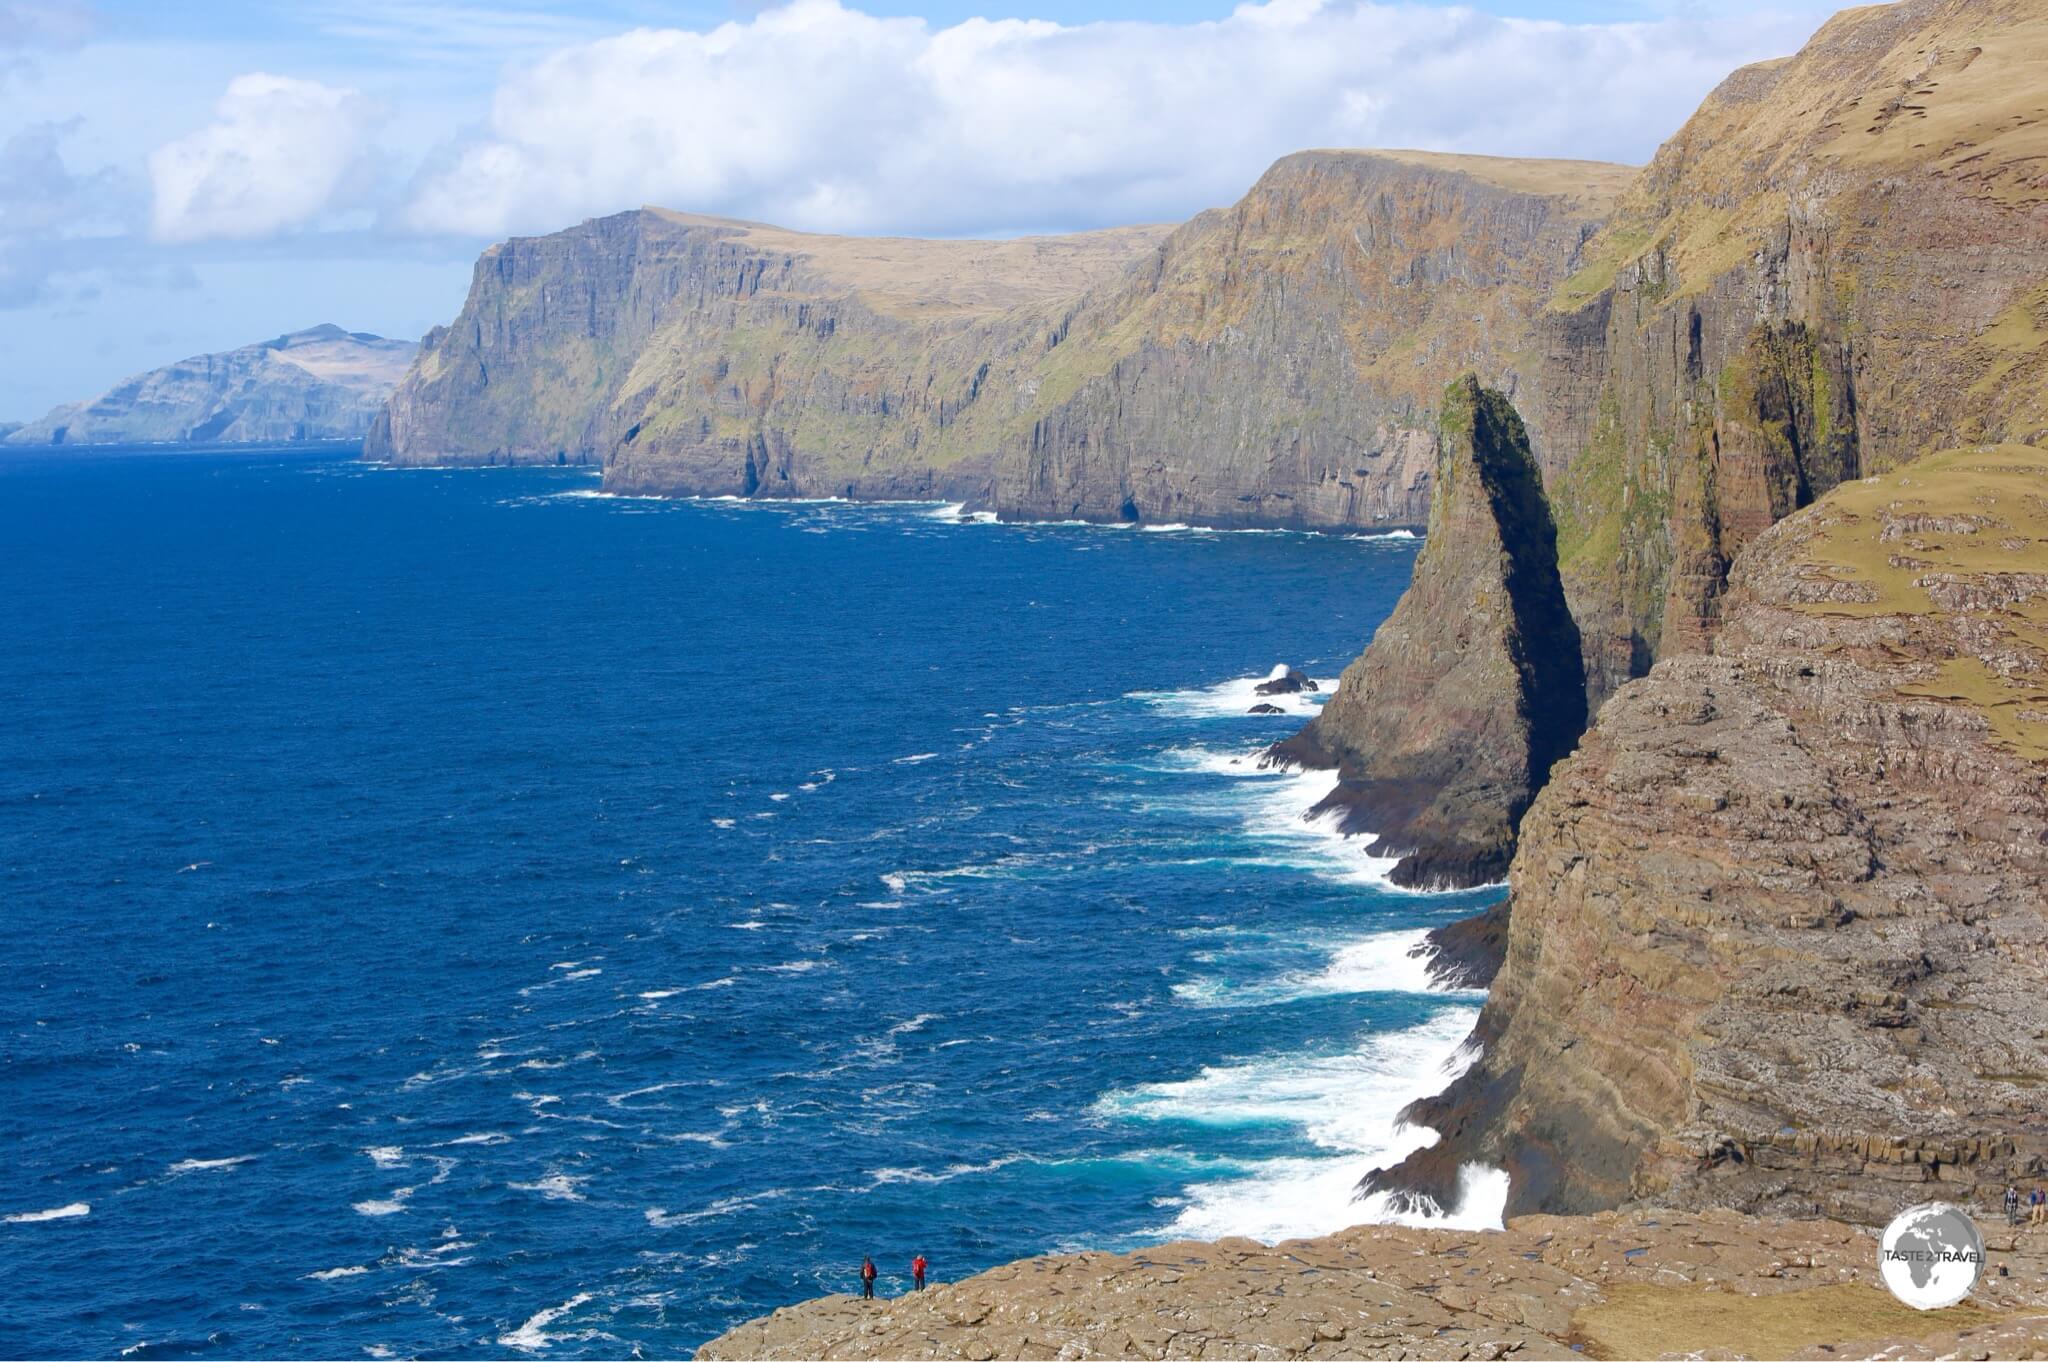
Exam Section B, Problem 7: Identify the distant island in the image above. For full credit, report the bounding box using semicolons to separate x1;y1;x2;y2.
5;324;416;448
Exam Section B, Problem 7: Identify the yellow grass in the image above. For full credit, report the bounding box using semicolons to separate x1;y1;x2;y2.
1572;1283;1985;1360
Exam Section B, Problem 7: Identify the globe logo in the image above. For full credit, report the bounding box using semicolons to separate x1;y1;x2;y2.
1879;1202;1984;1309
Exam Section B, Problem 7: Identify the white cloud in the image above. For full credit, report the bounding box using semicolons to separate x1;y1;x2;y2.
396;0;1834;240
148;73;380;243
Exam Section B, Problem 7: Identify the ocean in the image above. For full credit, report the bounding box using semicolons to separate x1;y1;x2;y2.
0;446;1501;1357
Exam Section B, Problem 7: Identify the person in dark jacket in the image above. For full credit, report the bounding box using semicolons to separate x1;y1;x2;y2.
860;1256;878;1299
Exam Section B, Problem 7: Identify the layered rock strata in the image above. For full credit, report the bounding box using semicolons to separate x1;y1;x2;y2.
1371;445;2048;1224
1266;376;1584;889
1525;0;2048;707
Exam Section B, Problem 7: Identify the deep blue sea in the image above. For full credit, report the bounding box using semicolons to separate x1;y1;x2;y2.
0;446;1500;1358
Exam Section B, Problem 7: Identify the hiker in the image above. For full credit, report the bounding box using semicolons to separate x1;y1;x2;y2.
912;1253;928;1291
860;1256;877;1299
2006;1184;2022;1225
2031;1186;2046;1226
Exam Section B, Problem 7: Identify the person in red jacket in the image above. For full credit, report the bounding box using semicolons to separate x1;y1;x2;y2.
860;1256;877;1299
911;1253;928;1291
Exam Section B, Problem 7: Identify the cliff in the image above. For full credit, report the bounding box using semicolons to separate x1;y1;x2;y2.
1525;0;2048;707
1267;376;1584;888
7;325;416;446
370;152;1632;528
698;1208;2048;1360
1372;444;2048;1224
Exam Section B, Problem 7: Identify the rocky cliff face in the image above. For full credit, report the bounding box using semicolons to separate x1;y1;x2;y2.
8;325;416;446
1526;0;2048;708
1372;444;2048;1224
371;153;1630;528
1267;375;1584;888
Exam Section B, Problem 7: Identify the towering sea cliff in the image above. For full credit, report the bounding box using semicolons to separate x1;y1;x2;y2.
1267;375;1583;889
370;152;1631;528
1524;0;2048;707
7;325;416;446
1376;444;2048;1223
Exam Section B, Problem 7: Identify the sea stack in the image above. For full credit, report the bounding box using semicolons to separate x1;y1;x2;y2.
1266;373;1585;889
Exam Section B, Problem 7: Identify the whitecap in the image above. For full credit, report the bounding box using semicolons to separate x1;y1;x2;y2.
893;752;939;764
362;1146;406;1169
1346;528;1420;542
509;1173;588;1202
167;1155;255;1175
352;1193;410;1217
499;1292;594;1351
5;1202;89;1223
865;1154;1025;1186
305;1264;372;1281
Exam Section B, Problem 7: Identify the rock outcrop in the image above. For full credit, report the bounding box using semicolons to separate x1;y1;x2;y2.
1370;445;2048;1224
1523;0;2048;708
1266;376;1584;889
7;325;416;446
698;1208;2048;1360
370;152;1632;528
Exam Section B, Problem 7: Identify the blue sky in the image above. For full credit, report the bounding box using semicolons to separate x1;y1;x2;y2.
3;0;1845;418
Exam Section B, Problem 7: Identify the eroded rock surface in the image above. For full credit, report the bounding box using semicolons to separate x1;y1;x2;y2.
1372;446;2048;1222
1526;0;2048;707
1266;376;1584;888
697;1209;2048;1360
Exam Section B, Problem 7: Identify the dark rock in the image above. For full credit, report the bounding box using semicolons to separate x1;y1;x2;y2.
1266;375;1586;890
1253;667;1313;696
1247;703;1286;715
1415;898;1510;990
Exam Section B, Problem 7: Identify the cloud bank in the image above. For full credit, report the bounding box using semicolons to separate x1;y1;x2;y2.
149;74;381;243
383;0;1826;240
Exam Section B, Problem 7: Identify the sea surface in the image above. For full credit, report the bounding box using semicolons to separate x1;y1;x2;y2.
0;446;1501;1358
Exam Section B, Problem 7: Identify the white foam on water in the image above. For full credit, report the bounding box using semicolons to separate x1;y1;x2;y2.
5;1202;89;1223
925;502;1001;524
1139;522;1211;534
1172;928;1477;1008
1098;1007;1490;1243
1129;668;1338;720
509;1172;588;1202
305;1264;371;1281
352;1193;410;1217
1350;1162;1512;1232
637;989;680;1000
893;751;939;764
864;1154;1027;1186
442;1132;511;1147
167;1155;255;1175
1346;529;1420;542
499;1292;594;1351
